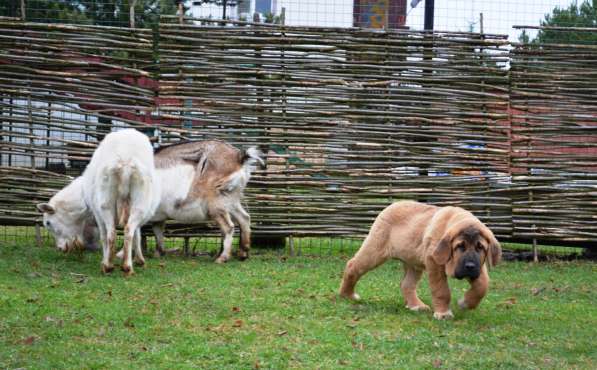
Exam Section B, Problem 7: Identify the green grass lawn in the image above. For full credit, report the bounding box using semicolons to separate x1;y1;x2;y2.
0;243;595;369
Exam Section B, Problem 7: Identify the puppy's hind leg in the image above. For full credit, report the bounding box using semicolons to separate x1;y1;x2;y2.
339;224;390;300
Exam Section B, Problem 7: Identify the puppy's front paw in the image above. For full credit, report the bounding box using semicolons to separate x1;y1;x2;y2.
458;298;469;310
339;291;361;301
407;303;431;312
433;310;454;320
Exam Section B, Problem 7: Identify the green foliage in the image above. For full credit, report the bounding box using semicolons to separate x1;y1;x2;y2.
518;29;531;44
1;243;595;368
0;0;89;23
263;11;281;24
77;0;180;27
534;0;597;44
0;0;182;27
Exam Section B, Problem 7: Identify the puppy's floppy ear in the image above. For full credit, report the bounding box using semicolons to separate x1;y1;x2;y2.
481;226;501;269
36;203;55;214
432;235;452;265
488;235;502;268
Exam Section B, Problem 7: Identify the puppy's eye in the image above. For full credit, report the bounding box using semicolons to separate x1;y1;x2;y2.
456;243;465;252
476;243;484;252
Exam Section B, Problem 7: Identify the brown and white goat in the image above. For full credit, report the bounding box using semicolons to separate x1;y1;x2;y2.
149;140;263;263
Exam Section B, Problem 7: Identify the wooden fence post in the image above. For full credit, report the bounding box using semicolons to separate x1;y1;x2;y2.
178;2;184;25
35;222;42;247
130;0;137;28
529;189;538;262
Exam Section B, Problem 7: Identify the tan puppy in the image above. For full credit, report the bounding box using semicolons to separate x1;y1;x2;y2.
339;200;501;320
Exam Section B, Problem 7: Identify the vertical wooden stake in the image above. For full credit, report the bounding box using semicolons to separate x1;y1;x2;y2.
20;0;26;21
529;190;538;263
289;234;294;257
130;0;137;28
28;86;34;168
280;7;286;25
45;100;51;169
141;234;148;254
178;2;184;25
35;223;42;247
184;236;190;256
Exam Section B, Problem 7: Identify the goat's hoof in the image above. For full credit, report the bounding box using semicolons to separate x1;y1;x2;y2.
238;251;249;261
215;256;229;264
101;264;114;274
433;310;454;320
134;259;145;267
121;265;134;276
407;303;431;312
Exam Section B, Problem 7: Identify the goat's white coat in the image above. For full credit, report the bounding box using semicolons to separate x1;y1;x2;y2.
84;129;160;273
150;164;208;223
40;177;95;251
39;129;160;274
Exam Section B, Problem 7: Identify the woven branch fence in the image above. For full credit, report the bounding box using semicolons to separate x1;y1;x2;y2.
0;18;595;248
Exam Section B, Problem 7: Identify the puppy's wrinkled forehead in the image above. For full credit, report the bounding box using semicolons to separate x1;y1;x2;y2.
458;225;482;243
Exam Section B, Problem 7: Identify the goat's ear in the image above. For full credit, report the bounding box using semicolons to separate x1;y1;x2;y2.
36;203;55;214
431;235;452;265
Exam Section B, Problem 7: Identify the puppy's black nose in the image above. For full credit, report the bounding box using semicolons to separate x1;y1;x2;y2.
465;261;476;270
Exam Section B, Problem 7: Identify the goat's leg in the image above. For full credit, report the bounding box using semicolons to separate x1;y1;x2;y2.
96;218;112;274
96;208;117;274
214;212;234;264
121;211;144;275
152;222;166;257
133;228;145;267
232;204;251;261
121;223;135;276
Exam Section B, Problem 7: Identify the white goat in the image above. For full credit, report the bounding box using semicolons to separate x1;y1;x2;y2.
37;129;160;275
149;140;263;263
36;177;97;252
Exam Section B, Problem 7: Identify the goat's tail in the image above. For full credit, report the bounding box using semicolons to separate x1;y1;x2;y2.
241;146;265;169
218;147;264;194
113;159;144;227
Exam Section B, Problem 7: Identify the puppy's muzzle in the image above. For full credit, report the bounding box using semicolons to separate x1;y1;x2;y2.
455;255;481;280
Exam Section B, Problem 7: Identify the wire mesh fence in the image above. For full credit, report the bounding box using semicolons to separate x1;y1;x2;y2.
3;1;596;42
1;1;596;258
